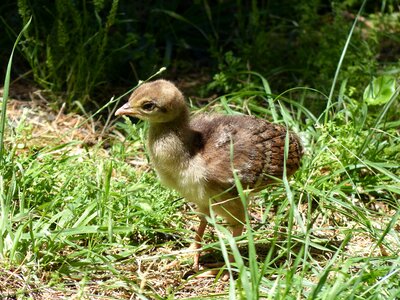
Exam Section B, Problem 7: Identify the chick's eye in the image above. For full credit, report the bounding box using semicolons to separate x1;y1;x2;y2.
142;102;156;111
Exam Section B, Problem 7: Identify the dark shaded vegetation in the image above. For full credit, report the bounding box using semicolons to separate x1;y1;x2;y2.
1;0;399;112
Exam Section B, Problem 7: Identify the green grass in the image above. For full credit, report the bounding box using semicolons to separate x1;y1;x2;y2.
202;66;399;299
1;7;400;300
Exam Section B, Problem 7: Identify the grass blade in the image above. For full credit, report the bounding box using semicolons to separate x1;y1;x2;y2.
323;0;366;124
0;17;32;161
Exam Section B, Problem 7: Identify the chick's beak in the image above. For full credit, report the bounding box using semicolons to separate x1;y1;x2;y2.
115;102;136;116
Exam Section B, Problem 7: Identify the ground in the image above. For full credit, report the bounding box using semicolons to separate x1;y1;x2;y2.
0;84;398;299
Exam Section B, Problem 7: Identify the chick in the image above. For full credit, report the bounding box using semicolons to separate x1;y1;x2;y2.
115;79;303;274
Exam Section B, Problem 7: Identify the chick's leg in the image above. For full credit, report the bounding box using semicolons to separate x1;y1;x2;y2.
195;222;244;281
229;224;244;262
189;215;207;271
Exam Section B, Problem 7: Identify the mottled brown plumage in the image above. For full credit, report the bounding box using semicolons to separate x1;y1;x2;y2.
115;79;303;275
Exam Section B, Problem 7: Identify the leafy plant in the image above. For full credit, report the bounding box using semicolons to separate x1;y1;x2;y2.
363;75;397;106
17;0;119;107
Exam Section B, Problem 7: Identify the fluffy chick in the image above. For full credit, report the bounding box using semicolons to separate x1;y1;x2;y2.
115;79;303;274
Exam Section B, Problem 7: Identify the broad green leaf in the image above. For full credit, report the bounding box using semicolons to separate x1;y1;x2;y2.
363;75;396;105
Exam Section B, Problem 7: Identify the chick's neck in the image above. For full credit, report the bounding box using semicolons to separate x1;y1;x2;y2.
147;109;195;165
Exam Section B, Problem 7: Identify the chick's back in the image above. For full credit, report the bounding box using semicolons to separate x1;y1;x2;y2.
190;114;303;192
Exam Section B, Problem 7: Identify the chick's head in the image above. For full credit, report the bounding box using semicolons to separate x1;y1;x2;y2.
115;80;186;123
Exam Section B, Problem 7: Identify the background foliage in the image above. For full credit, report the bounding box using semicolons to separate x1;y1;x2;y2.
0;0;399;109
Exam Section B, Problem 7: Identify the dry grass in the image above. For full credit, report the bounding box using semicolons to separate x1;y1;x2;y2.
3;87;103;150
